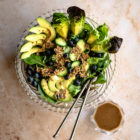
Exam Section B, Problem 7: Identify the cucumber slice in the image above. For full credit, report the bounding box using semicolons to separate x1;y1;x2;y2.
51;54;56;61
64;46;71;53
71;61;80;68
55;37;67;46
57;68;68;77
76;39;85;52
69;53;77;61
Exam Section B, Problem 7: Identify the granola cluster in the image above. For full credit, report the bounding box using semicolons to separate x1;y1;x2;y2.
42;41;55;49
54;89;66;100
36;67;53;77
54;45;65;66
70;46;81;60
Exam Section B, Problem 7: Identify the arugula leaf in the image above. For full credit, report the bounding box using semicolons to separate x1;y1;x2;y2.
24;54;47;67
68;84;81;97
97;54;111;72
38;84;57;104
87;54;109;65
94;74;106;84
97;23;108;41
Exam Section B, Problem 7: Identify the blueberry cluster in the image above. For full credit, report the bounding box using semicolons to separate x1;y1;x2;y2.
64;62;73;80
26;66;42;88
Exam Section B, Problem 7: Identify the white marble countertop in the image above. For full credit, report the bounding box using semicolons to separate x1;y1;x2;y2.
0;0;140;140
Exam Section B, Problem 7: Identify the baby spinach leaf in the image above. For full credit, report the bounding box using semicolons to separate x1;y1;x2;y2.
24;54;47;67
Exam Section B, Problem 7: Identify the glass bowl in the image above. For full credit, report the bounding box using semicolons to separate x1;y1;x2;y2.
15;9;117;113
90;100;125;135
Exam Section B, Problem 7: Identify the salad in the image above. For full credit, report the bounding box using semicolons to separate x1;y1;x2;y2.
20;6;123;103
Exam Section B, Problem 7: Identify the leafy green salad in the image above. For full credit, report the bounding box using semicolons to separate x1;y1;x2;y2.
20;6;123;103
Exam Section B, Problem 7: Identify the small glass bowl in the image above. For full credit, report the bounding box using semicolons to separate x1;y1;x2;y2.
90;100;125;135
15;9;117;113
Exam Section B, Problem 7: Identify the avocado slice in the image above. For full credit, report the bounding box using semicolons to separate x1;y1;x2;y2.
20;40;43;52
41;79;55;99
55;80;64;90
25;34;46;42
56;23;69;39
48;75;61;92
29;26;49;34
20;47;44;59
59;90;73;102
87;30;99;44
63;76;75;88
37;17;56;41
41;79;73;102
91;44;105;53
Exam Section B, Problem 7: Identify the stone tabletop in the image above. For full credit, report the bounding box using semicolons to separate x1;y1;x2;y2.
0;0;140;140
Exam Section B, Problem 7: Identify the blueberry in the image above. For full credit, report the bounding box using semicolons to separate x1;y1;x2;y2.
32;81;38;87
94;53;104;58
76;74;81;78
65;62;71;68
74;79;82;86
27;76;34;83
68;68;73;73
47;61;54;66
34;72;40;79
26;65;33;70
64;75;69;80
95;71;101;76
68;40;74;46
74;38;79;43
45;49;52;56
89;51;95;57
26;69;34;76
63;53;69;58
90;65;97;72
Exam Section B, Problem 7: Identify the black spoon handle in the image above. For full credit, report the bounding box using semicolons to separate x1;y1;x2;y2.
69;79;93;140
53;80;90;138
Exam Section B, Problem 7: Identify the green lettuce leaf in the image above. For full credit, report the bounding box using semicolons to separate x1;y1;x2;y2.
94;74;106;84
68;84;81;97
97;23;108;41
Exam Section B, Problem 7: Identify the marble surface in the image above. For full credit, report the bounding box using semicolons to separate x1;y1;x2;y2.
0;0;140;140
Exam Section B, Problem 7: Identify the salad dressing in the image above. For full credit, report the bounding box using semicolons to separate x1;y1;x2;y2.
94;102;122;131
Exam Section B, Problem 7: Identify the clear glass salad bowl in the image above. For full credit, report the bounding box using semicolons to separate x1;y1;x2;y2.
15;9;117;113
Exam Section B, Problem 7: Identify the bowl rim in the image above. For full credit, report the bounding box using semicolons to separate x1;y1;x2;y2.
15;8;117;113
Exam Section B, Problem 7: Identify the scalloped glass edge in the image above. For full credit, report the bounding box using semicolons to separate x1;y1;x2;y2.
15;9;117;113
